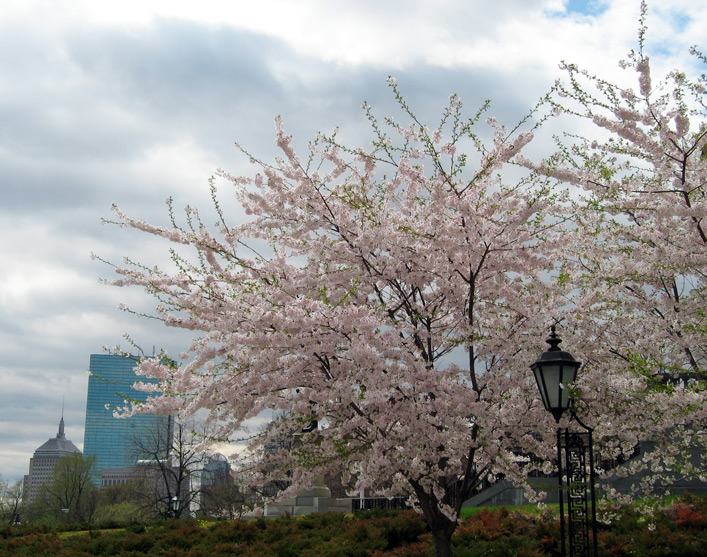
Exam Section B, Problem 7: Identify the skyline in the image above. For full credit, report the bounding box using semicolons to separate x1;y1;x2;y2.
1;0;706;481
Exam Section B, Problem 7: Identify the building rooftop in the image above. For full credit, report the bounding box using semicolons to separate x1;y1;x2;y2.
33;416;81;456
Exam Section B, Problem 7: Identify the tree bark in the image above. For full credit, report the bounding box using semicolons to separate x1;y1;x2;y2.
430;523;456;557
411;480;458;557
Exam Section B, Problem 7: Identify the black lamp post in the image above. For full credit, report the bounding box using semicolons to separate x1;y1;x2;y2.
531;326;597;557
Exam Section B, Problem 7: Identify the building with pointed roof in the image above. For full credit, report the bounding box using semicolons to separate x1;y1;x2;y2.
23;416;82;502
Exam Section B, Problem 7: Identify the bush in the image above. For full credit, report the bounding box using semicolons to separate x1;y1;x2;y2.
0;494;705;556
453;507;543;555
381;511;429;549
594;492;707;556
125;522;147;534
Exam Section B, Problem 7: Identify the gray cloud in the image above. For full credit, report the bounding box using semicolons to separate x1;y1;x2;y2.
1;1;703;481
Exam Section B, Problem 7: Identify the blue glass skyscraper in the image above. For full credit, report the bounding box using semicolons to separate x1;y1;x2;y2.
83;354;169;483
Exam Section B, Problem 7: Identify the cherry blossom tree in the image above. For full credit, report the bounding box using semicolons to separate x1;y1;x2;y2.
103;83;572;555
519;7;707;501
102;26;707;550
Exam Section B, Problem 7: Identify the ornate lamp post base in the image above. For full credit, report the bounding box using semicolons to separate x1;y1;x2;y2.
557;413;598;557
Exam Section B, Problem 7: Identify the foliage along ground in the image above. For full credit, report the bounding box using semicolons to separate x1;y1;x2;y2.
0;493;705;556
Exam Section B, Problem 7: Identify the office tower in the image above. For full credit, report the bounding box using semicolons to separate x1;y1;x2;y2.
83;353;170;483
24;416;81;502
201;453;231;488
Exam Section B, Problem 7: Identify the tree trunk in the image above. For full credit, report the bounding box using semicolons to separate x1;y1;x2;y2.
411;481;458;557
430;523;456;557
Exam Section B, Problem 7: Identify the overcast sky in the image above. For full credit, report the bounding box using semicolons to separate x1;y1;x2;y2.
1;0;704;481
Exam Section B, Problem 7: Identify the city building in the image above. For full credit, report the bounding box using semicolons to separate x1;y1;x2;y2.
99;466;144;488
201;453;231;488
23;415;82;502
83;353;171;484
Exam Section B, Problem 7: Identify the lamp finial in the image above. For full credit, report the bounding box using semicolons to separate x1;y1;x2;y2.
546;325;562;351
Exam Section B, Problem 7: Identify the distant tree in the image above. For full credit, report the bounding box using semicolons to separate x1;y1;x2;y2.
33;454;98;524
198;469;255;520
131;417;212;519
0;476;23;525
94;480;149;524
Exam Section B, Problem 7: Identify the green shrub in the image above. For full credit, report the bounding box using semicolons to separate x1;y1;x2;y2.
381;511;429;549
0;494;705;556
125;522;147;534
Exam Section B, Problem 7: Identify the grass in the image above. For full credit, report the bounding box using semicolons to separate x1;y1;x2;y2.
459;503;558;519
57;528;125;538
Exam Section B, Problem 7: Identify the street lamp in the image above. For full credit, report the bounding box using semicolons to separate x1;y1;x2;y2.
531;326;597;557
170;496;180;518
530;325;581;423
